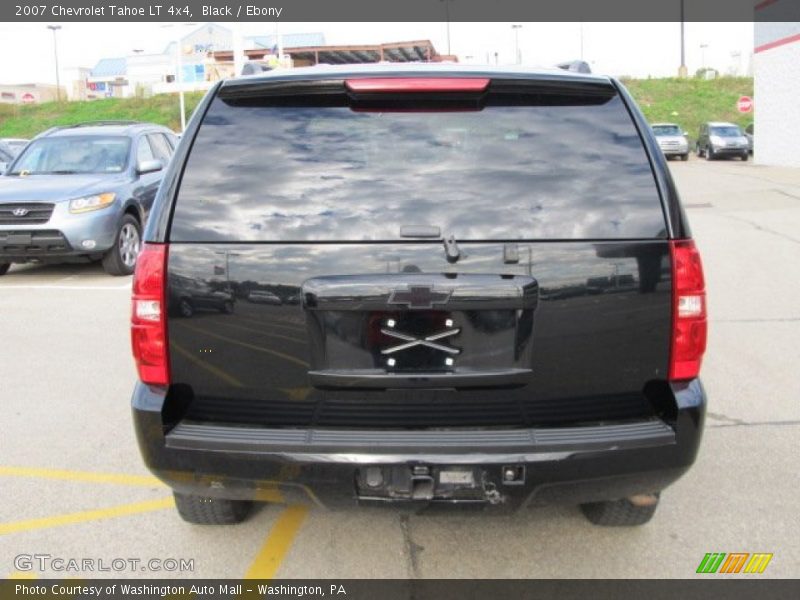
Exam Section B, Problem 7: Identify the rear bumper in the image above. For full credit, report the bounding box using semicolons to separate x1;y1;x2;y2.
132;380;706;509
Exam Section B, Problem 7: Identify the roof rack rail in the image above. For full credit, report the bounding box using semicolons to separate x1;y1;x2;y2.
68;120;142;127
556;60;591;74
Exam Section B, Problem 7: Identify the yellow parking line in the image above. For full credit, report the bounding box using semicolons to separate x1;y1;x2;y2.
7;571;37;579
236;315;306;333
171;341;244;387
0;466;164;488
0;497;174;536
244;505;309;579
176;321;309;368
223;321;306;344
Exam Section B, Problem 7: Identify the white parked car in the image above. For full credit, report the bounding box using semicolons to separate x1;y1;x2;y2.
651;123;689;161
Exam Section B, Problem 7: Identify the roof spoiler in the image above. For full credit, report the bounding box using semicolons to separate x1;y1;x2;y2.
556;60;591;74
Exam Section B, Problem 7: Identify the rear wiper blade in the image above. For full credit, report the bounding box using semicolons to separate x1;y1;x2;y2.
443;234;460;264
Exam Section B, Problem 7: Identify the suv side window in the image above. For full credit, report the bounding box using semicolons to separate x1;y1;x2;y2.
137;136;155;163
148;133;173;163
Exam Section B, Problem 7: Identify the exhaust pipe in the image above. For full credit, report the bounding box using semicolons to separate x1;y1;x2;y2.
627;493;659;507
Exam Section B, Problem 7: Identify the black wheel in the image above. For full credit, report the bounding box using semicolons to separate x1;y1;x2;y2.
681;153;689;162
741;153;748;161
705;146;715;161
696;144;704;158
221;300;234;314
580;494;660;526
102;214;141;276
178;298;194;318
0;263;10;276
173;492;252;525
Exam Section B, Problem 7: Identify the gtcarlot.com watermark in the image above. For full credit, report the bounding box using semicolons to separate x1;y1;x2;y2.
14;553;194;573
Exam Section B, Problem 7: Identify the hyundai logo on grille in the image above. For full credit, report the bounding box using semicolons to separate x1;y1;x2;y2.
387;285;452;309
12;208;30;217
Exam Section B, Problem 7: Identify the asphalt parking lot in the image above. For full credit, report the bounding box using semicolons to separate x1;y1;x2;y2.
1;156;799;579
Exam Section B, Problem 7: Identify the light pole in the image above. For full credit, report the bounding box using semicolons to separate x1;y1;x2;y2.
214;251;241;293
440;0;454;55
512;25;522;65
679;0;687;77
162;23;195;133
47;25;62;101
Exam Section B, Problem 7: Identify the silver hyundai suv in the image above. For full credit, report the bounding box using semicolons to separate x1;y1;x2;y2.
0;121;177;276
651;123;689;161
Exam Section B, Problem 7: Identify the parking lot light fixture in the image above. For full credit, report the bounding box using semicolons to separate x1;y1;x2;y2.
512;25;522;65
47;25;62;101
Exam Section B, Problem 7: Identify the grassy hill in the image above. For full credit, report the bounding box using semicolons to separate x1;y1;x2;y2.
0;92;205;138
0;77;754;141
622;76;753;141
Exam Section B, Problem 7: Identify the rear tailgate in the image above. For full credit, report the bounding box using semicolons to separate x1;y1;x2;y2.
163;73;672;430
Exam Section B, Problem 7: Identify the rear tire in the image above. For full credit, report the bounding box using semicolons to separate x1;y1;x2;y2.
173;492;252;525
681;153;689;161
705;146;715;161
580;494;660;526
0;263;10;276
102;214;141;276
221;300;234;314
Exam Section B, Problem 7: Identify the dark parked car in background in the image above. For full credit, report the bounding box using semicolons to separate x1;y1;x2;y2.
696;122;749;161
131;64;707;528
0;144;14;174
0;121;177;276
0;138;29;157
168;273;235;317
745;123;754;155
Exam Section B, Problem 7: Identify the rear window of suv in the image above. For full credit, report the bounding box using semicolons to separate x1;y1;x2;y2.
170;79;666;242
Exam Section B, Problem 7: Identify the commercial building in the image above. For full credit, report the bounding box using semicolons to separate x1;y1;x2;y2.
83;23;447;100
753;13;800;167
0;83;63;104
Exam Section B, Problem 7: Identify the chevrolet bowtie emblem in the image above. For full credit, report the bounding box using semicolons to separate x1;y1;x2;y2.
387;285;452;309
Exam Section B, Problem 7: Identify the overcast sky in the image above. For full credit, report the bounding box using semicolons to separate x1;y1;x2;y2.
0;21;753;85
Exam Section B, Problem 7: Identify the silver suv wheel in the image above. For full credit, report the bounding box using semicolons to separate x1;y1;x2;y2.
119;222;141;268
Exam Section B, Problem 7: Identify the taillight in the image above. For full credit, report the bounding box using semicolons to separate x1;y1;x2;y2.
345;77;490;93
669;240;707;381
131;243;169;385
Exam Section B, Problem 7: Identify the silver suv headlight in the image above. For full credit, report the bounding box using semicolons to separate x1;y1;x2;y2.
69;192;116;214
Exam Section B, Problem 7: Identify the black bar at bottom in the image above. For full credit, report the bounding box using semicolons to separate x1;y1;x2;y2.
3;579;798;600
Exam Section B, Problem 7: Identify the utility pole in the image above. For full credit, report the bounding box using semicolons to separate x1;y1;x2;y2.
512;24;522;64
162;23;195;133
47;25;62;101
441;0;454;55
679;0;688;77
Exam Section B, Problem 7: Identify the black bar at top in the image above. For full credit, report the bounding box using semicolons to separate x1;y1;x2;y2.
3;0;800;23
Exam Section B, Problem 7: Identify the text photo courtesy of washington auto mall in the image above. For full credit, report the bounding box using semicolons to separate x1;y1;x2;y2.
0;1;799;599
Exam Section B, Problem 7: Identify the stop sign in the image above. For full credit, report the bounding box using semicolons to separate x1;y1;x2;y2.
737;96;753;113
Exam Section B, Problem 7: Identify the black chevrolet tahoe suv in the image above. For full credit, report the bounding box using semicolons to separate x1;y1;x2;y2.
131;64;707;527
